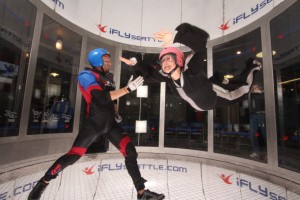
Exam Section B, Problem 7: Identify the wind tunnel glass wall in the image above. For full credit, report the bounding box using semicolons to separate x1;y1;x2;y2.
120;51;160;147
0;0;36;137
27;15;81;135
165;53;208;151
213;29;265;162
271;0;300;173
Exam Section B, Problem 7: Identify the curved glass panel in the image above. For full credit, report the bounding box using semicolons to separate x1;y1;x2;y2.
271;0;300;172
213;29;266;162
164;52;208;150
165;88;208;150
0;0;36;137
120;51;160;147
27;15;81;134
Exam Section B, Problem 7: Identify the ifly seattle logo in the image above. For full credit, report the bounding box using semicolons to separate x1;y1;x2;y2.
219;174;233;184
219;0;273;31
97;24;107;33
51;0;64;9
218;173;286;200
97;24;159;42
83;165;95;175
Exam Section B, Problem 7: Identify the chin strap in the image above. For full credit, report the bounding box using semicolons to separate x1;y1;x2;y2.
92;66;109;75
100;67;109;74
161;65;180;78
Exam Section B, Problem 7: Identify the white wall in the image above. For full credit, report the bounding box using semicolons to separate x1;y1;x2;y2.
40;0;287;47
1;157;298;199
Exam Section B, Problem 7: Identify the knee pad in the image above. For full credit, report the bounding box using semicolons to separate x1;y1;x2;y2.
65;146;86;165
67;146;87;156
119;136;131;156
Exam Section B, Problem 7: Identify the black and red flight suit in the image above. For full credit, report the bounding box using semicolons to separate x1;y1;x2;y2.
42;67;146;192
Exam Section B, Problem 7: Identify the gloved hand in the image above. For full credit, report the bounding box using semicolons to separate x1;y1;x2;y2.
119;57;137;66
129;57;137;66
126;75;144;92
115;113;122;123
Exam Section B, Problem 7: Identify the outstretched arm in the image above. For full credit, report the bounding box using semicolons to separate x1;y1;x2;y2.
154;23;209;53
119;57;137;66
110;75;144;100
120;57;167;83
153;30;174;48
174;23;209;53
154;23;209;75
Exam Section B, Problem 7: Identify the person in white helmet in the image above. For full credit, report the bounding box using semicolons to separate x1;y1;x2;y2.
120;23;262;111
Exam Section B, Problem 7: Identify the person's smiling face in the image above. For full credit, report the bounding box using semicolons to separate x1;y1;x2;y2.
102;54;111;72
160;54;176;74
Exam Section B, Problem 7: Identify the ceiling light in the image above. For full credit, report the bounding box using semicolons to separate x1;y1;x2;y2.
224;74;234;79
50;72;59;77
256;50;276;58
278;77;300;85
56;38;63;50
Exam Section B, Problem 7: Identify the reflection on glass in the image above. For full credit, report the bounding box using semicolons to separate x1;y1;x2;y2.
165;86;208;151
0;0;36;137
119;51;160;147
163;49;208;151
27;15;81;134
271;1;300;173
213;29;266;162
249;84;266;159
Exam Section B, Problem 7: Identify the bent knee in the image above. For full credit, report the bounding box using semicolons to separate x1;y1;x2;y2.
119;136;137;157
125;143;138;159
67;146;87;156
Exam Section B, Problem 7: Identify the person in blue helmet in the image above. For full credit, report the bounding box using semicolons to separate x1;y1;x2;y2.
28;48;165;200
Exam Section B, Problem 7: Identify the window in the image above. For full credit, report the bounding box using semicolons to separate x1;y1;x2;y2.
0;0;36;137
27;15;81;134
165;87;208;150
120;51;160;147
270;0;300;172
213;29;265;162
164;50;208;150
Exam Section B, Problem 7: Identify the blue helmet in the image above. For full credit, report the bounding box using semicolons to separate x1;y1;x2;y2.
88;48;110;67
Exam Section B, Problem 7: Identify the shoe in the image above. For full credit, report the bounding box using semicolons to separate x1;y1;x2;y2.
222;78;229;84
28;179;49;200
246;57;262;71
137;189;165;200
253;59;262;70
230;57;262;86
249;152;258;158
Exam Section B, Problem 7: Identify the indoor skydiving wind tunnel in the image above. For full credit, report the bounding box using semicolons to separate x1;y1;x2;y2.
1;0;300;199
